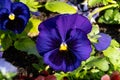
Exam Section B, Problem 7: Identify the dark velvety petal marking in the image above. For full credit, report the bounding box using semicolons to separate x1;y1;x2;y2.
44;49;81;72
37;16;62;56
61;50;82;72
94;33;111;51
56;14;92;40
0;8;9;30
0;0;11;11
36;28;61;56
66;29;92;60
11;2;30;24
62;57;82;72
44;49;64;71
5;17;25;33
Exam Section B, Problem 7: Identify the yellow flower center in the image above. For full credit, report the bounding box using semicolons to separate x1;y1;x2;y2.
9;13;15;20
59;42;67;51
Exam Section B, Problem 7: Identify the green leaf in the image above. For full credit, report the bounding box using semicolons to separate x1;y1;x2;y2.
14;37;39;56
110;39;119;48
86;57;109;71
93;58;109;71
88;24;100;36
103;40;120;70
104;47;120;69
104;9;113;20
88;0;102;7
20;0;42;12
0;31;13;51
98;8;120;24
45;1;77;14
55;72;68;80
88;0;116;6
88;24;100;43
23;17;41;37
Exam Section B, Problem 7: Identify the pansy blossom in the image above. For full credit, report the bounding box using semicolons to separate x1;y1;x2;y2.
93;33;111;51
36;14;92;72
0;58;17;75
0;0;30;33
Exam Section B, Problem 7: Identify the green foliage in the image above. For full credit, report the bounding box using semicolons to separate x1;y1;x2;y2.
20;0;42;12
0;71;17;80
116;0;120;7
86;56;109;71
0;31;13;51
103;40;120;71
0;72;5;80
88;0;116;7
32;56;45;72
14;36;39;56
88;24;100;43
88;0;102;7
45;1;77;14
98;8;120;24
55;72;68;80
23;17;41;37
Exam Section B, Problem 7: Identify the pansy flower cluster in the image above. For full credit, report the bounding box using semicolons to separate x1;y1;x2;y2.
0;0;113;79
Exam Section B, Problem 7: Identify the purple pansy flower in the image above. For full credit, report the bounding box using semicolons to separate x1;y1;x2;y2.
94;33;111;51
36;14;92;72
0;58;17;75
0;0;30;33
0;51;3;58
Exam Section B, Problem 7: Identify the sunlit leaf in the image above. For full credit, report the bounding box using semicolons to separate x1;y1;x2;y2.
20;0;42;12
88;0;102;7
45;1;77;14
88;0;116;6
110;39;119;48
86;56;109;71
24;17;41;37
55;72;67;80
88;24;100;43
98;8;120;24
103;40;120;69
88;24;100;36
104;9;113;21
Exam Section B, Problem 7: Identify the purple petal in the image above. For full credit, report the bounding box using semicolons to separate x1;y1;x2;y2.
94;33;111;51
38;14;92;41
66;29;92;60
56;14;92;40
5;17;25;33
31;11;40;16
0;58;17;75
38;15;59;32
11;2;30;25
0;9;9;30
0;0;11;11
0;52;3;58
36;28;62;56
44;49;81;72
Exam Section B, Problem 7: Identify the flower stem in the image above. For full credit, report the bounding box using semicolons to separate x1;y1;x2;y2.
88;4;119;19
